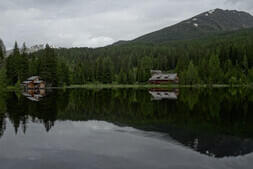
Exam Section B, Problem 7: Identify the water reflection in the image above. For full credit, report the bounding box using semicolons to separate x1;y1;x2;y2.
149;88;179;100
0;88;253;159
22;89;46;102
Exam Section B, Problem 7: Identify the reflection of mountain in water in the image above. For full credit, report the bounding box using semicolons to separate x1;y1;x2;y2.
146;125;253;158
0;88;253;158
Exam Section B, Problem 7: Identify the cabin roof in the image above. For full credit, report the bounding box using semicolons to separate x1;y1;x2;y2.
149;73;178;81
27;76;40;81
22;81;33;84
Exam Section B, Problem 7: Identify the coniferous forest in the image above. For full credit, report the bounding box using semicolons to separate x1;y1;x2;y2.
1;28;253;87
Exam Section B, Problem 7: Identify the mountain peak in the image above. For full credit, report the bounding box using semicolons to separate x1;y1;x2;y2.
129;9;253;44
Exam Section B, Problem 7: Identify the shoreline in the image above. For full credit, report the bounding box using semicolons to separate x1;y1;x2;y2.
5;83;253;91
53;84;253;89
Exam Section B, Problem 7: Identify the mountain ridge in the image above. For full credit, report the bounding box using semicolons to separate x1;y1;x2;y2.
114;9;253;45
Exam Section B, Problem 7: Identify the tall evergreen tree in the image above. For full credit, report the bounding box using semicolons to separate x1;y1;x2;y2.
118;69;127;84
0;68;7;89
102;57;113;84
39;44;57;86
6;42;20;85
208;54;223;84
185;61;199;85
18;43;29;81
57;62;70;86
0;46;4;65
95;57;103;82
138;56;152;82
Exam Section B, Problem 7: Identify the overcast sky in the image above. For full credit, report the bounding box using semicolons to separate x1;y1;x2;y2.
0;0;253;49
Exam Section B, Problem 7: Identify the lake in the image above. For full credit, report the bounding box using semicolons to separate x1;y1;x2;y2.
0;88;253;169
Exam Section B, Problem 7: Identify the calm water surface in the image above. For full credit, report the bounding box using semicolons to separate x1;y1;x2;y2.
0;88;253;169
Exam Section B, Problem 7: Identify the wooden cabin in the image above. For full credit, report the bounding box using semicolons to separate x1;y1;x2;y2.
149;71;179;84
22;76;46;89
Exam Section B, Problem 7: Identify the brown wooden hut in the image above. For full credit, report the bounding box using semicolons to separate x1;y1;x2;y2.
149;71;179;84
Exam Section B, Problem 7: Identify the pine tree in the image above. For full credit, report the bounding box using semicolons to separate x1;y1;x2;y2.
39;44;57;86
95;57;103;82
29;56;39;76
198;57;209;83
19;43;29;81
102;57;113;84
127;69;136;84
185;61;199;85
140;56;152;82
13;41;20;56
208;54;223;84
118;70;127;84
0;68;7;89
6;42;20;85
137;67;146;82
176;55;189;73
72;63;83;84
57;62;70;86
0;46;3;64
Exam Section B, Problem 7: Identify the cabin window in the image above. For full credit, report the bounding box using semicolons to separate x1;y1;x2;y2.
164;76;168;79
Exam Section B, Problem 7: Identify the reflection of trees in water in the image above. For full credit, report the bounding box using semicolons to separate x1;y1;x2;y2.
0;92;6;138
0;88;253;157
5;91;62;133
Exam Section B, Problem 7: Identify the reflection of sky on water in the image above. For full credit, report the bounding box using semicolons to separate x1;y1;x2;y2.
0;120;252;169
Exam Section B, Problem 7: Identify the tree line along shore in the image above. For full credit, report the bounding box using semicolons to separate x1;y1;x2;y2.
1;29;253;89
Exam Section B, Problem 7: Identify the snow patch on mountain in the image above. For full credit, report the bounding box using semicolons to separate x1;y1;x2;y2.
208;9;216;14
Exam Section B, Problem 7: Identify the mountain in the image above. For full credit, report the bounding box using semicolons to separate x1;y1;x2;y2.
116;9;253;44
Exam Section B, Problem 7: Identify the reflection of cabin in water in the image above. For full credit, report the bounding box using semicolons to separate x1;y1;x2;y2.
22;76;46;89
149;70;179;84
149;89;179;100
22;89;46;102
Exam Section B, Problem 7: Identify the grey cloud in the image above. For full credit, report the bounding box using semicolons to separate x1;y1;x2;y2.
0;0;252;49
225;0;253;11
